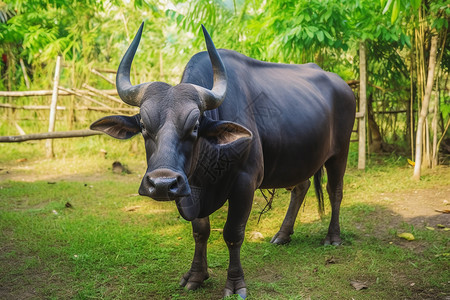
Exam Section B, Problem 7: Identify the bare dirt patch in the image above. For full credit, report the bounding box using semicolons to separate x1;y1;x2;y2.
379;187;450;228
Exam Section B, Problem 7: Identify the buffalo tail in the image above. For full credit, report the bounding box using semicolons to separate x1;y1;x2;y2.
313;167;325;216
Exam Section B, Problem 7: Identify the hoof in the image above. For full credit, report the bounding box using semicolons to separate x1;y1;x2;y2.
270;231;292;245
323;235;342;246
179;270;209;290
223;277;247;299
224;287;247;299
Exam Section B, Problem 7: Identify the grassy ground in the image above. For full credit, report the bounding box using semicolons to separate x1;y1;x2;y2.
0;137;449;299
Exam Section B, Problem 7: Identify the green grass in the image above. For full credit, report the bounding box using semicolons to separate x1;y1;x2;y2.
1;139;449;299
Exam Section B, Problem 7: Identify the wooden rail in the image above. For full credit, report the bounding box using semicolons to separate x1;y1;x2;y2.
0;130;104;143
0;89;118;97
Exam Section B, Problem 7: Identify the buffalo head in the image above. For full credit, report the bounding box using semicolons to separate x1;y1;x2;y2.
90;23;252;220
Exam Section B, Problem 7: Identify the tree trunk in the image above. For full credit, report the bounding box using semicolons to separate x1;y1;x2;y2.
46;55;62;158
413;34;438;180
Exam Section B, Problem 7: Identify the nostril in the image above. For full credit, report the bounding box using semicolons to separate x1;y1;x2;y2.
148;177;156;188
148;177;156;193
169;179;178;193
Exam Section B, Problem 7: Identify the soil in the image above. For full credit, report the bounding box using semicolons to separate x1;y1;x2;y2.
379;187;450;228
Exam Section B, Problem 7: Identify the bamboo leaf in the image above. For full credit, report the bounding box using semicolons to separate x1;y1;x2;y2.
391;0;400;23
382;0;394;14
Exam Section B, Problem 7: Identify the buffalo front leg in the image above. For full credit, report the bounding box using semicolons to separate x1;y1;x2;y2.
223;178;254;299
180;216;210;290
271;180;311;244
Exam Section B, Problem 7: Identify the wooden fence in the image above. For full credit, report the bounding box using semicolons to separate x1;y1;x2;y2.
0;56;139;157
1;54;368;166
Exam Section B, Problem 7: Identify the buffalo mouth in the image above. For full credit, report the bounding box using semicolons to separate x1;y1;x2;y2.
138;182;201;221
174;186;202;221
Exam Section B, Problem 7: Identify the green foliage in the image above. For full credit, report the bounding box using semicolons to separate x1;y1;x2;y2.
0;0;449;154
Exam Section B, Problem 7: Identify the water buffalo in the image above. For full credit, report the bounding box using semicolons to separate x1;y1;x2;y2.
90;23;356;298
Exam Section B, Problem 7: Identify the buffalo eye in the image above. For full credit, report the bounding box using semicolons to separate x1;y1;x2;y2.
139;120;146;134
191;120;200;138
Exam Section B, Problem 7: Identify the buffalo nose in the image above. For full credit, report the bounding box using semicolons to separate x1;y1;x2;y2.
148;177;178;196
139;168;190;200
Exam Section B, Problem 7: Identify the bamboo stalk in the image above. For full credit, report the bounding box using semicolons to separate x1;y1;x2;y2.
358;41;367;170
58;86;114;111
432;29;447;167
0;103;66;110
0;89;117;97
413;34;438;180
19;58;30;89
14;122;26;135
46;55;62;158
0;130;104;143
90;68;115;85
410;37;415;160
94;68;117;73
82;83;122;104
437;119;450;155
0;103;137;112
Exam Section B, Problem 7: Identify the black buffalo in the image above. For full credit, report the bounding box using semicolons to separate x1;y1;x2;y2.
91;23;356;298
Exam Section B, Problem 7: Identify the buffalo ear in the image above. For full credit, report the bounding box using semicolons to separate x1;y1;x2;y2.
90;115;140;140
200;119;253;145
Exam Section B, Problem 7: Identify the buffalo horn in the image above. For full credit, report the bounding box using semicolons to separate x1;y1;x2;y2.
193;25;228;111
116;22;151;107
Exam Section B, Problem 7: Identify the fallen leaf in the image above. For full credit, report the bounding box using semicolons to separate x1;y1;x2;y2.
407;158;415;166
397;232;415;241
350;280;368;290
249;231;264;241
177;237;182;240
435;209;450;214
16;158;27;163
124;206;141;212
65;202;73;208
436;224;445;228
444;228;450;231
325;257;337;265
435;253;450;257
410;282;415;286
425;226;435;231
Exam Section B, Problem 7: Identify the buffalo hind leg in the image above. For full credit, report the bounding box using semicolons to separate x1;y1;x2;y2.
223;175;254;299
180;217;210;290
271;180;311;245
323;156;347;246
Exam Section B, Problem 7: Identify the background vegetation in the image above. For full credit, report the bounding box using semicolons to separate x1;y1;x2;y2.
1;0;449;167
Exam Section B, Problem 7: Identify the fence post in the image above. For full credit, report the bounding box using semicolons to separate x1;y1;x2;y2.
46;55;62;158
358;42;367;170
